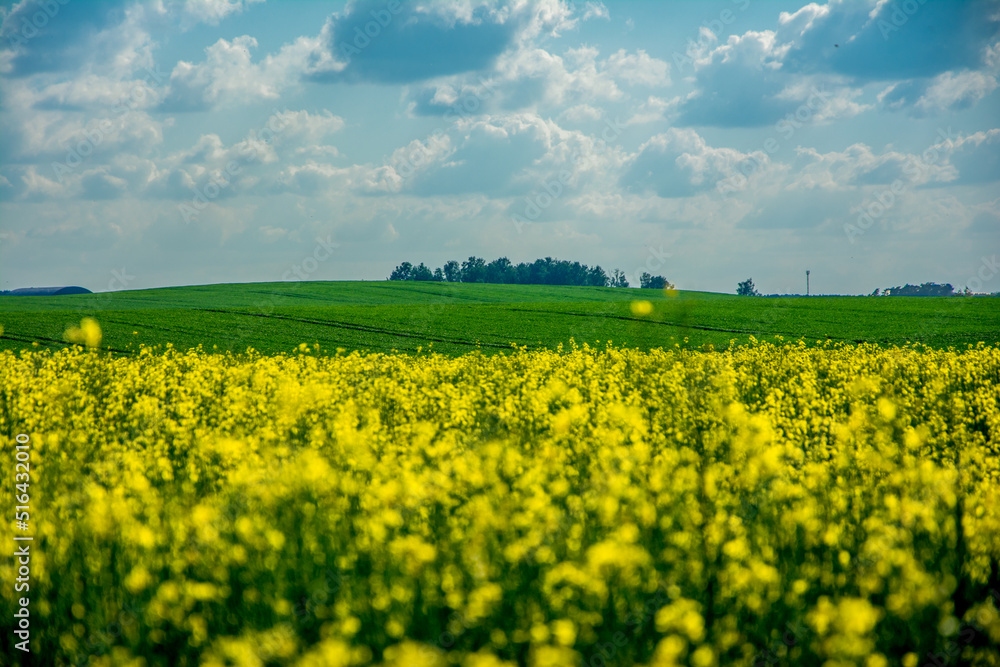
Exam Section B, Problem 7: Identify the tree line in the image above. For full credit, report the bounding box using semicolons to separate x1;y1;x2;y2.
736;279;995;297
874;282;955;296
388;256;673;289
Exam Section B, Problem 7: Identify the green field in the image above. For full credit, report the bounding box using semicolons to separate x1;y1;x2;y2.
0;280;997;355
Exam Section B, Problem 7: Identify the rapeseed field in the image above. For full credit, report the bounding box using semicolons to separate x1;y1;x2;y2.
1;338;999;666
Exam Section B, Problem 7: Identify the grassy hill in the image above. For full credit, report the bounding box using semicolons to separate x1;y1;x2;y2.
0;280;997;355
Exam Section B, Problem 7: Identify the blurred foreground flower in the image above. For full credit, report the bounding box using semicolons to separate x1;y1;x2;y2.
64;317;102;348
630;300;653;316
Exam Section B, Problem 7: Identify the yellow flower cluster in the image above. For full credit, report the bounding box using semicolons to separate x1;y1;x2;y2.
1;340;999;666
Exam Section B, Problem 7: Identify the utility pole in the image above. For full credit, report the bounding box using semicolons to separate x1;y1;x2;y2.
806;270;810;296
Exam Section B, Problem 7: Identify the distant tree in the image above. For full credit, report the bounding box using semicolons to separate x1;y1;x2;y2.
609;269;629;288
389;262;413;281
587;265;609;287
533;257;555;284
485;257;514;283
393;256;626;287
461;256;487;283
443;260;461;282
411;263;434;281
882;282;954;296
736;278;760;296
869;288;880;296
640;272;672;289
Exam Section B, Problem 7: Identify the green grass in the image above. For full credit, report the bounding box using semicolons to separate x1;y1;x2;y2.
0;280;997;356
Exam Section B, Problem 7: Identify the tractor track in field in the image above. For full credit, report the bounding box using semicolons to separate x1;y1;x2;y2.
0;331;134;354
192;307;523;350
503;307;868;343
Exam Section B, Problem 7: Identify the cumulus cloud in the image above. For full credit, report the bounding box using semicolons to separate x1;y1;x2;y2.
674;31;794;127
674;0;1000;126
2;107;348;204
1;0;135;77
741;128;1000;204
604;48;670;87
789;142;955;189
625;96;674;125
622;128;770;198
160;34;322;111
559;103;604;123
581;2;609;22
1;0;996;295
151;108;346;198
79;168;130;200
405;44;669;117
305;0;571;84
879;69;999;115
0;0;264;79
162;36;278;110
367;115;559;197
173;0;265;28
943;129;1000;184
357;110;631;207
777;0;1000;81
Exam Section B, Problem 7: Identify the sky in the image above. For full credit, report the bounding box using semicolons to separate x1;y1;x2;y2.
0;0;998;296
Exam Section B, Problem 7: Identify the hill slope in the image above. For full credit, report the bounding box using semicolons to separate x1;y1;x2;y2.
0;281;996;355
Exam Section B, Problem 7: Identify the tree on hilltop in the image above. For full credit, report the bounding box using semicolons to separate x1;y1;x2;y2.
389;262;413;281
737;278;760;296
610;269;629;288
640;272;673;289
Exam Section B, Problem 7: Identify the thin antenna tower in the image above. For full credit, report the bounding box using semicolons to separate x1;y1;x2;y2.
806;270;810;296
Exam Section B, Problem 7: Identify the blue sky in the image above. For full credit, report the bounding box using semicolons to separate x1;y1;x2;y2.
0;0;997;295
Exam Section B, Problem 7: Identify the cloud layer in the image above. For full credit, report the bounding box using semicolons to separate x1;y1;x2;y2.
1;0;998;295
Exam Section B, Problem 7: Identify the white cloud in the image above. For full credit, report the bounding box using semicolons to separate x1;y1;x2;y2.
625;95;674;125
272;161;352;196
162;35;320;111
559;104;604;123
358;133;455;194
171;0;266;28
943;129;1000;184
913;70;998;114
407;44;670;117
622;128;771;198
605;48;670;88
581;2;609;21
677;0;1000;126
